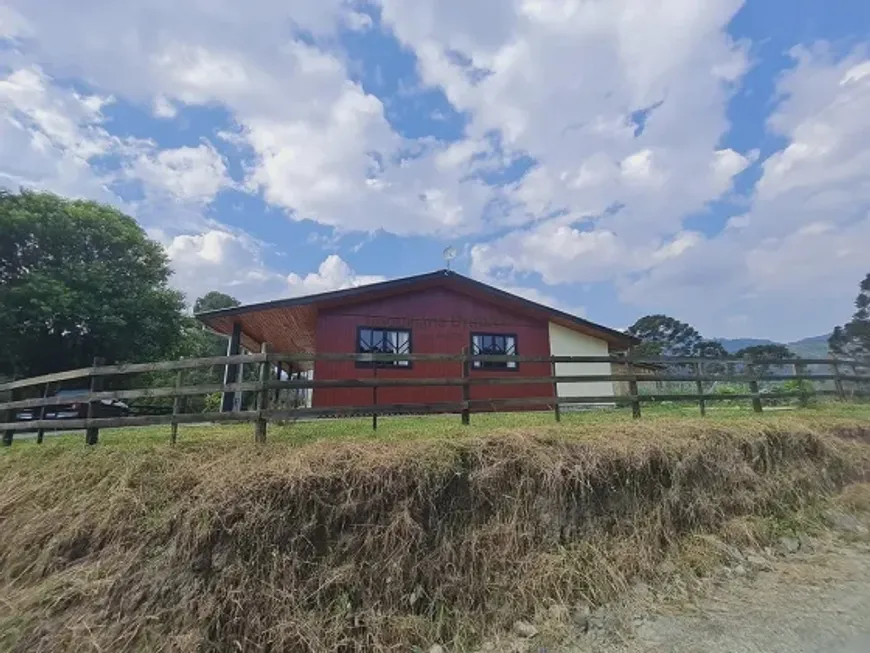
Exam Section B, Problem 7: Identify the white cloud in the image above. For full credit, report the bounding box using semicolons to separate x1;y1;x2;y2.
163;229;385;305
152;95;177;119
1;0;494;236
618;46;870;339
0;64;234;216
0;6;31;40
1;0;752;241
471;217;702;285
286;255;386;296
129;142;231;204
489;279;586;318
163;229;284;303
344;11;373;32
2;1;869;340
379;0;750;236
0;65;117;201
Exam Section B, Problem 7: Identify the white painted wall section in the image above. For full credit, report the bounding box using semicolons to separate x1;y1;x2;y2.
548;322;614;400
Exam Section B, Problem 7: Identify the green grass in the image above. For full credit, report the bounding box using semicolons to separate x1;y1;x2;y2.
3;401;869;456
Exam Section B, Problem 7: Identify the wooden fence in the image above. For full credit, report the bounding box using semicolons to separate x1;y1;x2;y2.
1;351;868;446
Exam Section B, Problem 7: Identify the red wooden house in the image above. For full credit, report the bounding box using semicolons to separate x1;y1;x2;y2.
196;270;635;411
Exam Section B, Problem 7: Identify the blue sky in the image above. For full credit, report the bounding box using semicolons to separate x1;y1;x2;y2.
1;0;869;342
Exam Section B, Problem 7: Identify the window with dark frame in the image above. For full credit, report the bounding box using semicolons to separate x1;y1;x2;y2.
471;333;518;370
357;327;412;367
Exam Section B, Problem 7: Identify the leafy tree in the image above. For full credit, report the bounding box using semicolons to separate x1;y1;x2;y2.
139;292;242;413
734;343;795;377
696;340;729;359
733;344;794;361
0;190;185;378
194;291;240;314
183;292;258;412
696;339;730;374
627;315;704;357
830;272;870;360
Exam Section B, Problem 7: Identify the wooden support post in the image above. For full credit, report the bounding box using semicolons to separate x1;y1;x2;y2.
36;382;51;444
221;321;242;412
748;380;763;413
628;377;641;419
254;343;271;444
794;362;809;408
86;357;105;445
833;362;846;401
273;362;283;403
372;364;378;431
170;364;184;445
693;362;706;417
2;388;15;447
551;358;561;422
748;364;763;414
461;346;471;426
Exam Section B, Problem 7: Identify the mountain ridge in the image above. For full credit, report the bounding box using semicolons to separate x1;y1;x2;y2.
717;334;830;357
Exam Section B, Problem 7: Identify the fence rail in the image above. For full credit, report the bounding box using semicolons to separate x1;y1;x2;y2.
2;351;868;445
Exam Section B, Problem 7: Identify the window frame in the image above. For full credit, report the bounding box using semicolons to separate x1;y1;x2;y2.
355;325;414;369
470;331;519;371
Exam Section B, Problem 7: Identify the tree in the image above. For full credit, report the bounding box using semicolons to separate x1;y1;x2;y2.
194;291;240;314
697;340;729;359
830;273;870;360
0;190;185;378
733;344;794;361
626;315;704;357
695;339;730;375
133;292;241;414
734;343;795;376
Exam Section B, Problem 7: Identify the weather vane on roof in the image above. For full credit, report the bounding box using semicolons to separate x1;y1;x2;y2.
442;246;457;270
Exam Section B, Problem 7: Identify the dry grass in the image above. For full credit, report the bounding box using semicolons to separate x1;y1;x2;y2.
1;415;870;652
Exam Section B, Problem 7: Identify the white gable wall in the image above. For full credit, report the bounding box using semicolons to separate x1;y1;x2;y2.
548;322;614;400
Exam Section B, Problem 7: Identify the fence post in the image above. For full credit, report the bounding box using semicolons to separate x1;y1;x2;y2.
372;363;378;431
222;322;242;412
170;362;184;445
693;362;706;417
36;382;51;444
274;362;283;403
551;357;561;422
747;363;763;414
255;343;271;444
628;376;641;419
833;362;846;401
461;346;471;426
86;357;105;445
793;362;809;408
748;379;763;413
2;388;15;447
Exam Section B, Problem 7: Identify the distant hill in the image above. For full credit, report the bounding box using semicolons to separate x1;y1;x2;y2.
786;334;830;359
717;334;831;357
717;338;775;353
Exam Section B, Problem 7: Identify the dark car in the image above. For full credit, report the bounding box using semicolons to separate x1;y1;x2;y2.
15;389;130;422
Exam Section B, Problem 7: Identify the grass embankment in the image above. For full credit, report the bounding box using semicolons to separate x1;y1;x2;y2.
1;408;869;652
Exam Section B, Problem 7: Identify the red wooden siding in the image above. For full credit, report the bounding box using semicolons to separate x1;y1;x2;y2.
313;287;554;409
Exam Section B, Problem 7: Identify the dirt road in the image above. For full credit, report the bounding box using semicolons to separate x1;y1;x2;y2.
562;541;870;653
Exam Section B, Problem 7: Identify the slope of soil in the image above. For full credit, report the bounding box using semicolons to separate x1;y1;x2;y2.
1;417;869;652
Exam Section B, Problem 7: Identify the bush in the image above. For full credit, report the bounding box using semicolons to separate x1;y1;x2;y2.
203;391;222;413
782;379;817;406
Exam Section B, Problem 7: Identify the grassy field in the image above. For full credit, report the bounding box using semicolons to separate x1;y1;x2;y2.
3;401;870;455
2;402;869;651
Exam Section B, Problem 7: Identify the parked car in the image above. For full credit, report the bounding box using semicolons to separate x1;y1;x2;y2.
15;389;130;421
